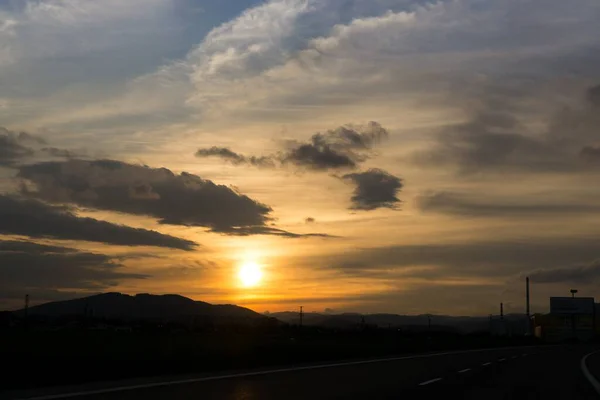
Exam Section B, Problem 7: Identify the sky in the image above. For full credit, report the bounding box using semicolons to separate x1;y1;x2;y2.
1;0;600;315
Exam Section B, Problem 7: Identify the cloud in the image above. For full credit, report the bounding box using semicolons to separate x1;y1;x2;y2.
587;84;600;106
0;127;35;166
188;0;315;83
283;142;355;170
528;260;600;284
282;122;388;171
195;147;276;168
0;127;79;166
215;225;335;238
5;0;598;140
0;195;197;250
416;192;600;217
176;0;600;124
17;159;330;238
305;217;315;224
0;0;172;67
580;146;600;163
342;169;402;211
41;147;80;159
17;159;271;232
412;83;600;175
196;122;389;171
320;236;600;280
0;240;147;292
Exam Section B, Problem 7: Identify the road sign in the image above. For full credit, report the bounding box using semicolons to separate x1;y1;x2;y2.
550;297;594;315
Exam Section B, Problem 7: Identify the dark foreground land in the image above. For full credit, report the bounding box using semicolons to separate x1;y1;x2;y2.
4;343;600;400
2;327;539;392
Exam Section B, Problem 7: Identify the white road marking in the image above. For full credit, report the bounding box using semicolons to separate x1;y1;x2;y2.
11;345;547;400
522;354;528;357
581;349;600;395
458;368;471;373
498;358;506;362
419;378;443;386
482;362;492;366
511;356;518;359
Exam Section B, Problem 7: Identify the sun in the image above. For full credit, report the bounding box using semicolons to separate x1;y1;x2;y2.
238;261;263;288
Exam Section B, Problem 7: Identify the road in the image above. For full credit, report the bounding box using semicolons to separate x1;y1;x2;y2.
4;345;600;400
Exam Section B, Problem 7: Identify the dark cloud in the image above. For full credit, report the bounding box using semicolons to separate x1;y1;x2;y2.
587;84;600;107
580;146;600;163
412;84;600;174
17;159;330;238
0;240;75;254
0;195;197;250
283;142;357;170
196;147;276;168
41;147;80;159
416;192;600;217
0;127;35;166
342;169;402;211
0;127;78;166
18;159;272;232
305;217;316;224
215;225;335;238
282;122;388;171
412;109;564;173
196;122;389;171
528;260;600;284
17;131;46;145
317;236;600;281
0;240;147;293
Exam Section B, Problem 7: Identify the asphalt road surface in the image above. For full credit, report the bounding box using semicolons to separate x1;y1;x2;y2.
5;345;600;400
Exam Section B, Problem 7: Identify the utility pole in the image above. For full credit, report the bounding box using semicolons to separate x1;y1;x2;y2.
500;302;504;319
299;306;303;328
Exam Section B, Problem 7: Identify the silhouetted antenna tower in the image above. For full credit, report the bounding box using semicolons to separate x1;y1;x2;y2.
299;306;303;328
500;302;504;319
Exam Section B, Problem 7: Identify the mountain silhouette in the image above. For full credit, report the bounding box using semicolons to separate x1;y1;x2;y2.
270;311;529;334
16;293;266;322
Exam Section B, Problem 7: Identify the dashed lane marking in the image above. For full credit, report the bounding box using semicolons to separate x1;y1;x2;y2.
458;369;471;373
419;378;443;386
